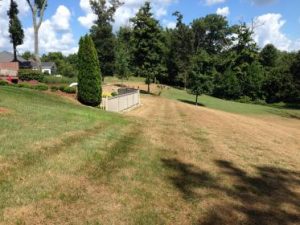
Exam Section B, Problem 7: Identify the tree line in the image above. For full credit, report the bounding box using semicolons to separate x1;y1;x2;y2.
89;1;299;104
6;0;300;105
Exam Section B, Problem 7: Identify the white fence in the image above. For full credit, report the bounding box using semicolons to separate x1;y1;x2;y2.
101;90;140;112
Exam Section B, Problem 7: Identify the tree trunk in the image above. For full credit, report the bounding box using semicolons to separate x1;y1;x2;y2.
195;94;198;106
148;83;150;93
34;28;41;70
13;43;17;62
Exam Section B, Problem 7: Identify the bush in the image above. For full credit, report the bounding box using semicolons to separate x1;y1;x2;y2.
59;85;66;92
62;86;76;94
51;86;59;92
43;75;77;84
77;35;102;106
18;69;44;82
34;84;48;91
17;83;33;89
0;80;9;86
111;91;118;97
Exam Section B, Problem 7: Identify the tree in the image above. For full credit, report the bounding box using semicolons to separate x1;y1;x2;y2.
115;38;130;81
131;2;165;93
168;11;194;88
7;0;24;62
188;50;213;105
26;0;47;68
290;51;300;102
77;35;102;106
90;0;122;77
260;44;278;68
192;14;231;54
21;51;34;60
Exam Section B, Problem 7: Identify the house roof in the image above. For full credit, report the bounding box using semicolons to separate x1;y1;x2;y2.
0;51;26;63
31;61;56;69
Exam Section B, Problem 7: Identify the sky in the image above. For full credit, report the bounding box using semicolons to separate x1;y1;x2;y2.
0;0;300;55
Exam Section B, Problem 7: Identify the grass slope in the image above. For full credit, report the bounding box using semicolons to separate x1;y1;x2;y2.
161;87;300;118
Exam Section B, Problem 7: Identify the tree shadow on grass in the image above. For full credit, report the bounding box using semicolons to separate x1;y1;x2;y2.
161;158;300;225
178;99;206;107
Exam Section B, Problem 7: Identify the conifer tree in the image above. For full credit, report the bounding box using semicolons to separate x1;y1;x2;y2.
131;1;165;93
77;35;102;106
7;0;24;62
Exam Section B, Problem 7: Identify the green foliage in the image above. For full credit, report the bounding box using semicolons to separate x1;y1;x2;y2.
260;44;278;68
43;75;76;84
18;69;44;82
214;67;242;99
131;2;166;92
115;34;131;80
33;84;48;91
77;35;102;106
0;80;9;86
41;52;78;77
188;50;213;104
21;51;34;60
62;86;76;94
7;0;24;61
90;0;122;76
168;11;194;87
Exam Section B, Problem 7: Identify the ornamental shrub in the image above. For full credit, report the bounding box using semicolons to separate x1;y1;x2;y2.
18;69;44;82
77;35;102;106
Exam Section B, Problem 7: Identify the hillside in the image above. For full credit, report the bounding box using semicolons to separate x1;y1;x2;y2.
0;86;300;225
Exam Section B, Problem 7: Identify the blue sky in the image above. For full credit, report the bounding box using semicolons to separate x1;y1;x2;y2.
0;0;300;54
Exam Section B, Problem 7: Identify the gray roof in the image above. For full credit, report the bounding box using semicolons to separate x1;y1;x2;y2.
0;51;26;63
31;61;56;69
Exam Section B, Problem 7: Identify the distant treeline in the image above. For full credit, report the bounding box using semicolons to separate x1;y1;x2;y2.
27;1;300;104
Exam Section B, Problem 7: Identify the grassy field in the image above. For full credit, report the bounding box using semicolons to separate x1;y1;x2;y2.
0;85;299;225
161;87;300;118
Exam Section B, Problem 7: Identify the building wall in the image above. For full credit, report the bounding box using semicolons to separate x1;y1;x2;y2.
0;62;19;77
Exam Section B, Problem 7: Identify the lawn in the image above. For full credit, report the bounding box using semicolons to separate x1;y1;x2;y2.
161;87;300;118
0;85;299;225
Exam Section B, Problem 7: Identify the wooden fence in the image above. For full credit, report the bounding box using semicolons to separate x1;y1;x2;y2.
101;90;140;112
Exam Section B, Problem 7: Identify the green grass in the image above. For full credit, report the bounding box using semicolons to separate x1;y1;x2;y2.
161;87;300;118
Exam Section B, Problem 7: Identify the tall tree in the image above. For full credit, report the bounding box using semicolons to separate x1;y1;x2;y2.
131;1;165;93
90;0;122;77
77;35;102;106
188;50;214;105
26;0;47;68
7;0;24;62
260;44;278;68
168;11;194;88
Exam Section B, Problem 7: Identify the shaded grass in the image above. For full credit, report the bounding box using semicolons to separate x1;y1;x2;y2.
161;87;300;117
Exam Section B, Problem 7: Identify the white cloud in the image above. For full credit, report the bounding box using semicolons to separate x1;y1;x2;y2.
78;0;177;30
216;6;230;17
252;13;300;51
204;0;226;6
0;1;77;55
162;19;176;29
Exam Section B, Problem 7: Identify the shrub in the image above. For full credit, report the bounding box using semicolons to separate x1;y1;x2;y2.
62;86;76;94
34;84;48;91
18;69;44;82
77;35;102;106
51;86;59;92
43;75;77;84
17;83;33;89
59;85;66;91
0;80;9;86
111;91;118;97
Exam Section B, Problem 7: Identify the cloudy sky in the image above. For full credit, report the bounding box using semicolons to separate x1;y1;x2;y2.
0;0;299;55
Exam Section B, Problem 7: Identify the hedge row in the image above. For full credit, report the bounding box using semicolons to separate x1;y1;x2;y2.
18;69;44;82
51;85;76;94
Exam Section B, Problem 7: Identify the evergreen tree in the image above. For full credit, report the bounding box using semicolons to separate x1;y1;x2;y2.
131;1;165;93
7;0;24;62
168;11;194;88
77;35;102;106
90;0;122;77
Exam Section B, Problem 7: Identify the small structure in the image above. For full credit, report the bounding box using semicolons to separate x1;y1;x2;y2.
101;88;140;112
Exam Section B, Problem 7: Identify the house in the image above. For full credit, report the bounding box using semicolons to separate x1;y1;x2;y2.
0;51;21;79
31;61;57;75
0;51;57;75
